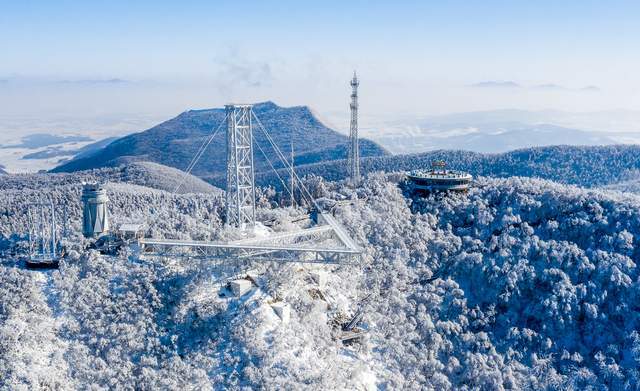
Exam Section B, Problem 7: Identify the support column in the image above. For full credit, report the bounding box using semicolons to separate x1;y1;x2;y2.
225;104;256;229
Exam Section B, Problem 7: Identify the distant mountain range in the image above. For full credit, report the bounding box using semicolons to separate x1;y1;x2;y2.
376;123;619;154
470;81;522;88
372;109;640;154
469;81;600;91
52;101;388;179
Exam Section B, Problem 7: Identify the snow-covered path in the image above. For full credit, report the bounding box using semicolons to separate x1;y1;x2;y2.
38;269;64;319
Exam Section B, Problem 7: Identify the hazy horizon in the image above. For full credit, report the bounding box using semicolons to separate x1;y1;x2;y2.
2;0;640;172
2;1;640;133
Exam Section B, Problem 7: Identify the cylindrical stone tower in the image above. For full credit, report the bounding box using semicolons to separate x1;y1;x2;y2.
82;183;109;238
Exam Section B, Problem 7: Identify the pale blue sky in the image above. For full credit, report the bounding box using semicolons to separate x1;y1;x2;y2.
1;1;639;122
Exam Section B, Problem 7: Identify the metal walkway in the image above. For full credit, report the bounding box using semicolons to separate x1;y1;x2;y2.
139;213;361;265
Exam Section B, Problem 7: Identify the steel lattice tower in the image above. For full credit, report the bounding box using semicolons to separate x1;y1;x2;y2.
225;104;256;228
348;71;360;185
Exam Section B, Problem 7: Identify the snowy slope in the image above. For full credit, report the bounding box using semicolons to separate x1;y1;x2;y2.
1;172;639;388
0;161;221;194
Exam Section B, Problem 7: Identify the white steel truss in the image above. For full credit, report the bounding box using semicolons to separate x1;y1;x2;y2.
139;212;361;265
225;104;256;229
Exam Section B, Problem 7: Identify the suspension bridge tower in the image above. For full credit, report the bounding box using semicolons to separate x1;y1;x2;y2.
225;104;257;229
348;71;360;186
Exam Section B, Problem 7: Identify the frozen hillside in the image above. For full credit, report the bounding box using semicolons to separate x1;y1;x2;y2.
0;181;224;244
1;172;639;388
266;144;640;189
0;161;221;194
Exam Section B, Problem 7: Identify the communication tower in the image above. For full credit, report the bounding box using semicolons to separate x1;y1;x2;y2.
348;71;360;185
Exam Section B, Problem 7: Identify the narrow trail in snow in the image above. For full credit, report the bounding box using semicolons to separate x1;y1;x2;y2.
39;269;64;319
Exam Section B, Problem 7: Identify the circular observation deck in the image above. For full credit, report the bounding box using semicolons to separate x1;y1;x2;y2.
407;161;472;193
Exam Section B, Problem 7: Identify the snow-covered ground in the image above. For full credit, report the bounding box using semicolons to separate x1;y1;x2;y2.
1;172;640;388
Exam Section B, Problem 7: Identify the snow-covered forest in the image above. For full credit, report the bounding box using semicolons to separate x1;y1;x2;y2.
2;169;640;389
257;145;640;191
